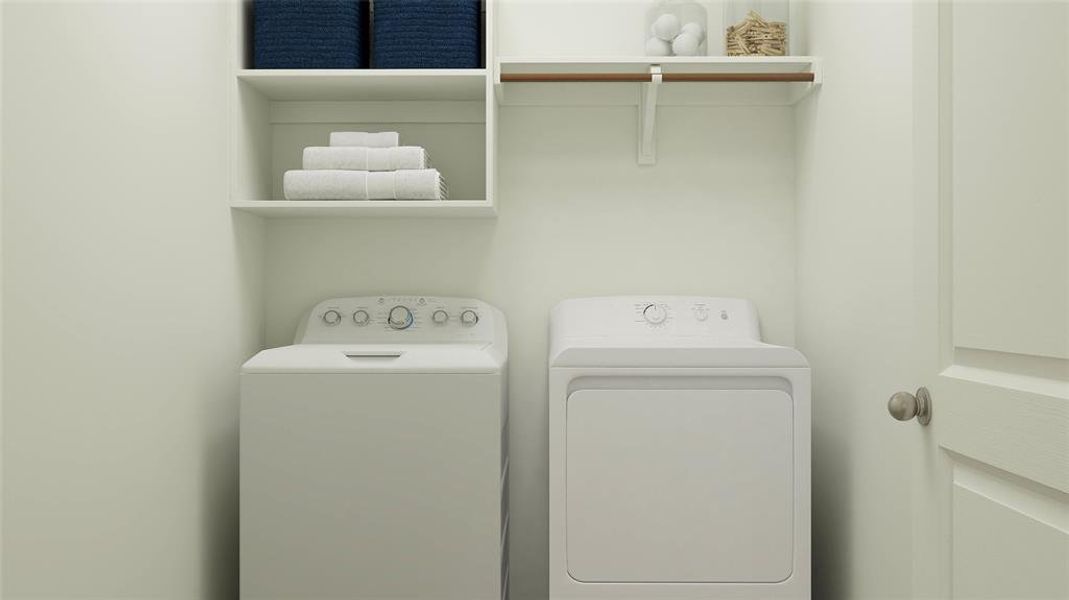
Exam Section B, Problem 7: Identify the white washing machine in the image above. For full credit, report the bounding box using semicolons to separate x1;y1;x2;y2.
549;296;810;599
241;295;508;600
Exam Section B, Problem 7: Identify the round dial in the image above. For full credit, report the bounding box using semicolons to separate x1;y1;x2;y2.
387;305;414;330
460;309;479;327
643;303;668;325
432;309;449;324
352;309;370;326
322;309;343;326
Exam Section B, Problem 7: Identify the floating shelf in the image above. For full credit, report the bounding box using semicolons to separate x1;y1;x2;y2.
495;56;820;107
497;55;819;75
495;56;820;163
236;69;488;102
230;200;497;219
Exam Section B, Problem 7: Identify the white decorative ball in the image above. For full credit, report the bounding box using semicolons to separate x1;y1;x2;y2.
671;32;701;56
645;36;672;57
652;13;681;41
682;21;705;43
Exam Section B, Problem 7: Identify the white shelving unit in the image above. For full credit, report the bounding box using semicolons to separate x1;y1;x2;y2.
227;0;821;215
228;2;498;219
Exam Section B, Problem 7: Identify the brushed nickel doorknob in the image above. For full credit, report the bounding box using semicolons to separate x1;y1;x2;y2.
888;387;932;426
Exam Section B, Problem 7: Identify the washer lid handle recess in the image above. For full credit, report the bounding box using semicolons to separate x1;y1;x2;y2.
345;351;404;361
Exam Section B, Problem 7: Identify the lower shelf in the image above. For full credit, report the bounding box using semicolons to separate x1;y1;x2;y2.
230;200;496;218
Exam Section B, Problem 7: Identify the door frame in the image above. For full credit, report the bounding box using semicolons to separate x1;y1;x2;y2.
910;0;953;596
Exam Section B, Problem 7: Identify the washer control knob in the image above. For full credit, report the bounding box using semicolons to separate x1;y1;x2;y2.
322;309;343;326
643;303;667;325
460;309;479;327
432;309;449;324
387;305;414;330
352;310;370;326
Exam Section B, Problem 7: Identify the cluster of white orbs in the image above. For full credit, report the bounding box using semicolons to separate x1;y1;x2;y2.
646;13;705;57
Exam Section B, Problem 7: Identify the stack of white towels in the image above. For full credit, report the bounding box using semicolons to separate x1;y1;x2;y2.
283;131;447;201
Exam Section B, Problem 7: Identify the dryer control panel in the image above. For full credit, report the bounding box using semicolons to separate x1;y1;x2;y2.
551;296;761;341
297;296;501;344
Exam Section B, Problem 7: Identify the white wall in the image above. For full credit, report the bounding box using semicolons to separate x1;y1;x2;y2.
264;104;797;599
0;2;919;599
794;2;916;598
1;2;263;598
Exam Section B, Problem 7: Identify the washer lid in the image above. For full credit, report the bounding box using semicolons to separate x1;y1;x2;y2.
242;343;503;374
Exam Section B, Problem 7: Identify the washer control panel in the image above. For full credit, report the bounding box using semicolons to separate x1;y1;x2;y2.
554;296;761;341
300;296;496;344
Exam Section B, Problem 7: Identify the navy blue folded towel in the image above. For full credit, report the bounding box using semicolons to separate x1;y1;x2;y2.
254;0;369;69
373;0;481;69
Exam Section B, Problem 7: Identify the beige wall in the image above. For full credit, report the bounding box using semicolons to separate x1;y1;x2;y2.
1;2;264;597
794;2;917;598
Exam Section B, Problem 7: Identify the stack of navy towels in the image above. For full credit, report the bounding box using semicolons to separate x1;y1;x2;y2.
253;0;481;70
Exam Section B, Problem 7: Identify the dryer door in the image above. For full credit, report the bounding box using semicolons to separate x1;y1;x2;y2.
566;388;794;583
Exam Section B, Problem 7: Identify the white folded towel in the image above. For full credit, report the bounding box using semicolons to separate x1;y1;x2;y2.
302;146;430;171
329;131;400;147
283;169;447;201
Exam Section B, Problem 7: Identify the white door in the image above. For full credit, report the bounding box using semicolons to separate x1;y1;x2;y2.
910;1;1069;598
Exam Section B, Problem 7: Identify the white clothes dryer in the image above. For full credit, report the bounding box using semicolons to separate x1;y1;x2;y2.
549;296;810;599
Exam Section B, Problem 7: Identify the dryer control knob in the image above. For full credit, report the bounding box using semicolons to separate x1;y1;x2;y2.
387;305;414;330
352;310;370;326
432;309;449;324
643;303;668;325
460;309;479;326
322;309;343;326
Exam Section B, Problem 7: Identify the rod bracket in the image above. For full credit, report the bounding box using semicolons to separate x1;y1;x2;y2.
638;65;662;165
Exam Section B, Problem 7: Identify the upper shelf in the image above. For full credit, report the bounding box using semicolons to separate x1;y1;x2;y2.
495;56;821;106
237;69;488;102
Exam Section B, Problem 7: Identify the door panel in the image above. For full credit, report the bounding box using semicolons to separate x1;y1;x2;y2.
949;0;1068;361
913;1;1069;598
951;466;1069;599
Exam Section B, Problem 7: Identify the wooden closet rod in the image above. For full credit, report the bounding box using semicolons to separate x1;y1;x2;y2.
501;72;815;83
